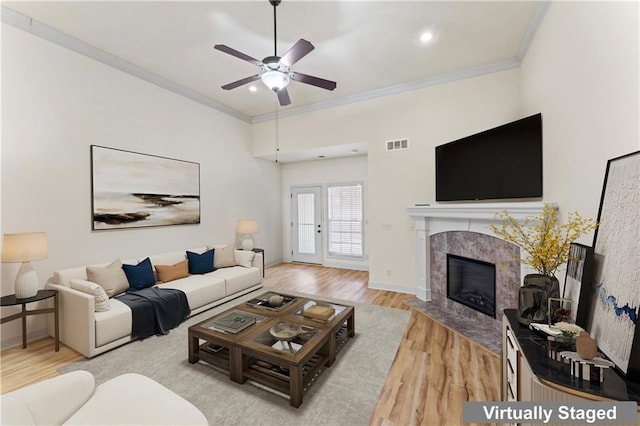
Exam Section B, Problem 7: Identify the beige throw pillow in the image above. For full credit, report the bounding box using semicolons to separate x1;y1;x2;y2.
86;259;129;297
70;279;111;312
155;260;189;283
234;250;255;268
213;245;237;268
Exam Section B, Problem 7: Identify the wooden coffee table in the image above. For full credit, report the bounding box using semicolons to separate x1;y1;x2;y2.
188;291;355;407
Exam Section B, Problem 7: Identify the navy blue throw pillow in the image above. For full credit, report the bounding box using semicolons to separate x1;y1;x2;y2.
122;257;156;290
186;249;215;274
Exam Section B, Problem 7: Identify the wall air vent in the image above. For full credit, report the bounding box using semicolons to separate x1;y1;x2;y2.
385;139;409;152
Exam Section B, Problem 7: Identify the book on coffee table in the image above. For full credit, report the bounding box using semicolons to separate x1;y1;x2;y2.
303;305;336;321
206;310;256;334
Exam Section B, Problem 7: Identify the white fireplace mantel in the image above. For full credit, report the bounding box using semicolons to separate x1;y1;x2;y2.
407;202;557;301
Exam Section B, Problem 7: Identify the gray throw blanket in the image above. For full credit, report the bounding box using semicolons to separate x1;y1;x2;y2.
116;287;191;339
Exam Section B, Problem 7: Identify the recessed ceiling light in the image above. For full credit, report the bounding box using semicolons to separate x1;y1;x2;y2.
419;31;434;44
351;149;359;154
318;155;326;159
248;85;257;92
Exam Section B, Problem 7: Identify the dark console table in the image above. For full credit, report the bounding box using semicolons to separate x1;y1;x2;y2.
503;309;639;404
1;290;59;351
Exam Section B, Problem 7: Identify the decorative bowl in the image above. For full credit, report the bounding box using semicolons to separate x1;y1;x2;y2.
270;322;302;342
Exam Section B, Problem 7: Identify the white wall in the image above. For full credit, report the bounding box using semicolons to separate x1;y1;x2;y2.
1;25;282;348
520;1;639;232
281;155;368;270
253;69;522;293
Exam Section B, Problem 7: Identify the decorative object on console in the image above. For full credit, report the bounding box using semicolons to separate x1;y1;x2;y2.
491;205;598;325
547;297;572;326
236;219;259;250
560;351;615;383
91;145;200;230
1;232;48;299
588;150;640;381
563;242;594;327
576;331;598;360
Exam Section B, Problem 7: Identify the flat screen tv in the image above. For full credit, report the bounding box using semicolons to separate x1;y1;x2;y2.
435;113;543;202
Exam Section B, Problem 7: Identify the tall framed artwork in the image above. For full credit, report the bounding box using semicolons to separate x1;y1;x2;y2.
562;242;594;327
91;145;200;230
588;151;640;381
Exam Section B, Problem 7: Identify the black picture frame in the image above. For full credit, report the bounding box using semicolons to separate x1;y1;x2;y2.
90;145;201;230
588;150;640;381
562;242;594;328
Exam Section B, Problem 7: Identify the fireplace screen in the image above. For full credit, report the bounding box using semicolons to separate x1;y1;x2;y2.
446;254;496;318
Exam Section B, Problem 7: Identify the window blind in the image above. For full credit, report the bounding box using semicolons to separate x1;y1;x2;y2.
327;183;363;258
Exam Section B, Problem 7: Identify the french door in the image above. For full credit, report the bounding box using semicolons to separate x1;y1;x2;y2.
291;186;322;264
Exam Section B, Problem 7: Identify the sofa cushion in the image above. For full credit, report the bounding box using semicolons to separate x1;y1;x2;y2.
95;299;132;347
210;266;261;295
70;279;111;312
147;251;187;268
86;260;129;297
122;257;156;290
234;250;255;268
154;260;189;283
1;370;95;426
64;373;207;425
157;275;225;310
186;249;215;274
212;244;237;268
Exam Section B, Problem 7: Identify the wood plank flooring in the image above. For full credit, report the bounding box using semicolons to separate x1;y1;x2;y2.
0;262;501;425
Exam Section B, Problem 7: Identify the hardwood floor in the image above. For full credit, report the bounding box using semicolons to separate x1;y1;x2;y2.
0;262;501;425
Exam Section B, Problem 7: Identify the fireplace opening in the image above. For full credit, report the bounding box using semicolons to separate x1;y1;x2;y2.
446;254;496;318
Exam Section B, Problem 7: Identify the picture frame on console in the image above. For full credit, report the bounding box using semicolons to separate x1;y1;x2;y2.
563;242;594;327
587;150;640;381
91;145;201;230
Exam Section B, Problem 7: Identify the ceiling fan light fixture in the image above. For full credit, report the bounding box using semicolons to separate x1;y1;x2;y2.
261;70;290;92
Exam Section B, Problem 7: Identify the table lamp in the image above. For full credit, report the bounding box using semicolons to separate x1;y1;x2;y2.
236;220;258;251
2;232;48;299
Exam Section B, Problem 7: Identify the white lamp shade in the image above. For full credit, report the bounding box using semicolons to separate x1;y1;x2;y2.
261;70;290;92
236;220;259;235
2;232;48;263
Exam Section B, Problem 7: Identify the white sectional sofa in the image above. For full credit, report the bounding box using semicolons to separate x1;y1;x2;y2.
1;370;207;425
46;245;262;357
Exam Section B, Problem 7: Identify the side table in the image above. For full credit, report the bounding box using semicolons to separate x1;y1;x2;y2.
1;289;59;351
252;248;265;277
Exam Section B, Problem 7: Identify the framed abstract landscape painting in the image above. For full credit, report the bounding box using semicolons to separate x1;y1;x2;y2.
588;151;640;381
91;145;200;230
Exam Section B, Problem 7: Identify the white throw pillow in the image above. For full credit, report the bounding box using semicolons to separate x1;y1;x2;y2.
212;244;237;268
234;250;255;268
70;279;111;312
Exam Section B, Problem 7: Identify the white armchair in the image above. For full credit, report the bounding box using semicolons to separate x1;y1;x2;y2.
1;370;207;425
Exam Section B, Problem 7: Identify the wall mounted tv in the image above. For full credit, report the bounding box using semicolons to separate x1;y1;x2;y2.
435;113;543;202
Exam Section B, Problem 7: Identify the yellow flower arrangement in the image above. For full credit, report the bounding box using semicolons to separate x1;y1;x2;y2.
490;205;598;277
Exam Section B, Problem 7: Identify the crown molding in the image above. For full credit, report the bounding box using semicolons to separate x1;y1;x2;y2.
1;6;252;124
2;2;549;125
516;1;552;61
251;58;521;124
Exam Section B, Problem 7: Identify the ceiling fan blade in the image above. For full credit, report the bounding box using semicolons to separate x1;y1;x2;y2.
280;39;315;67
277;88;291;106
214;44;263;66
221;74;261;90
290;72;337;91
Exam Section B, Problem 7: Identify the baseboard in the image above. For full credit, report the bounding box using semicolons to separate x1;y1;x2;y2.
0;329;49;351
368;280;418;295
322;260;368;271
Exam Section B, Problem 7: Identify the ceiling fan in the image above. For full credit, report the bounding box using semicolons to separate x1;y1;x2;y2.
214;0;337;106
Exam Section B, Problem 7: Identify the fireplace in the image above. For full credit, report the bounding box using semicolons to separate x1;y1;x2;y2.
446;254;496;318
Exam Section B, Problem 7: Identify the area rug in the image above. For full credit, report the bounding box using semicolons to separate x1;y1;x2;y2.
59;289;410;425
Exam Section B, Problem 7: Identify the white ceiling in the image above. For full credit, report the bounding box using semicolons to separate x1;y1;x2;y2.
3;1;546;162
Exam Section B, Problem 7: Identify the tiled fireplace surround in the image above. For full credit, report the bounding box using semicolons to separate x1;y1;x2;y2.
406;202;552;353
